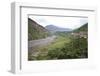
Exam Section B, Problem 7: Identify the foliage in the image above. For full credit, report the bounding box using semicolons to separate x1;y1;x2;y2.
74;23;88;32
46;37;88;59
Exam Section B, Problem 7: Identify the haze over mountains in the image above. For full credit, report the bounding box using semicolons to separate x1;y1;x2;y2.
28;18;87;41
45;25;72;32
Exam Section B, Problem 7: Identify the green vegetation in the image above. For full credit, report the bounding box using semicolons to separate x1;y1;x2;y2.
31;35;88;60
51;37;88;59
74;23;88;32
31;35;71;60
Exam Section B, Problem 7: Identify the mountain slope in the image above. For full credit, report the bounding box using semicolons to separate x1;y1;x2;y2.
72;23;88;38
45;25;72;32
74;23;88;32
28;18;50;41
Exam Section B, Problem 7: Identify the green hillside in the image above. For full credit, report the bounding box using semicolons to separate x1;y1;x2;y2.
74;23;88;32
28;18;50;41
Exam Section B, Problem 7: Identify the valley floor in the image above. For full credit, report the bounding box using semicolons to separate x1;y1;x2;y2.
28;35;71;60
28;33;88;60
28;35;57;60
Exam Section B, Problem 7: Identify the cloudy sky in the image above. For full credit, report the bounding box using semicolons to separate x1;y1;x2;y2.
29;15;88;30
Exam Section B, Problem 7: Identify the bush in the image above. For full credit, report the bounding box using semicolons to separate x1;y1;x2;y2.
47;37;88;59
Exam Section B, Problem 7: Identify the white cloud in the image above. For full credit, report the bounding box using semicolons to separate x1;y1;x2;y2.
29;15;88;29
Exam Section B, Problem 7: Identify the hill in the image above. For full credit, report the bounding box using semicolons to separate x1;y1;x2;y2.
74;23;88;32
28;18;50;41
45;25;72;32
72;23;88;38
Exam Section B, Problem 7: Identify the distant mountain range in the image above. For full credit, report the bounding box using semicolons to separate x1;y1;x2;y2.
28;18;73;41
45;25;72;32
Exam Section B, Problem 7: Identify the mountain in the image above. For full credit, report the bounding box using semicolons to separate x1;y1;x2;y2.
78;23;88;31
72;23;88;38
28;18;50;41
45;25;72;32
74;23;88;32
